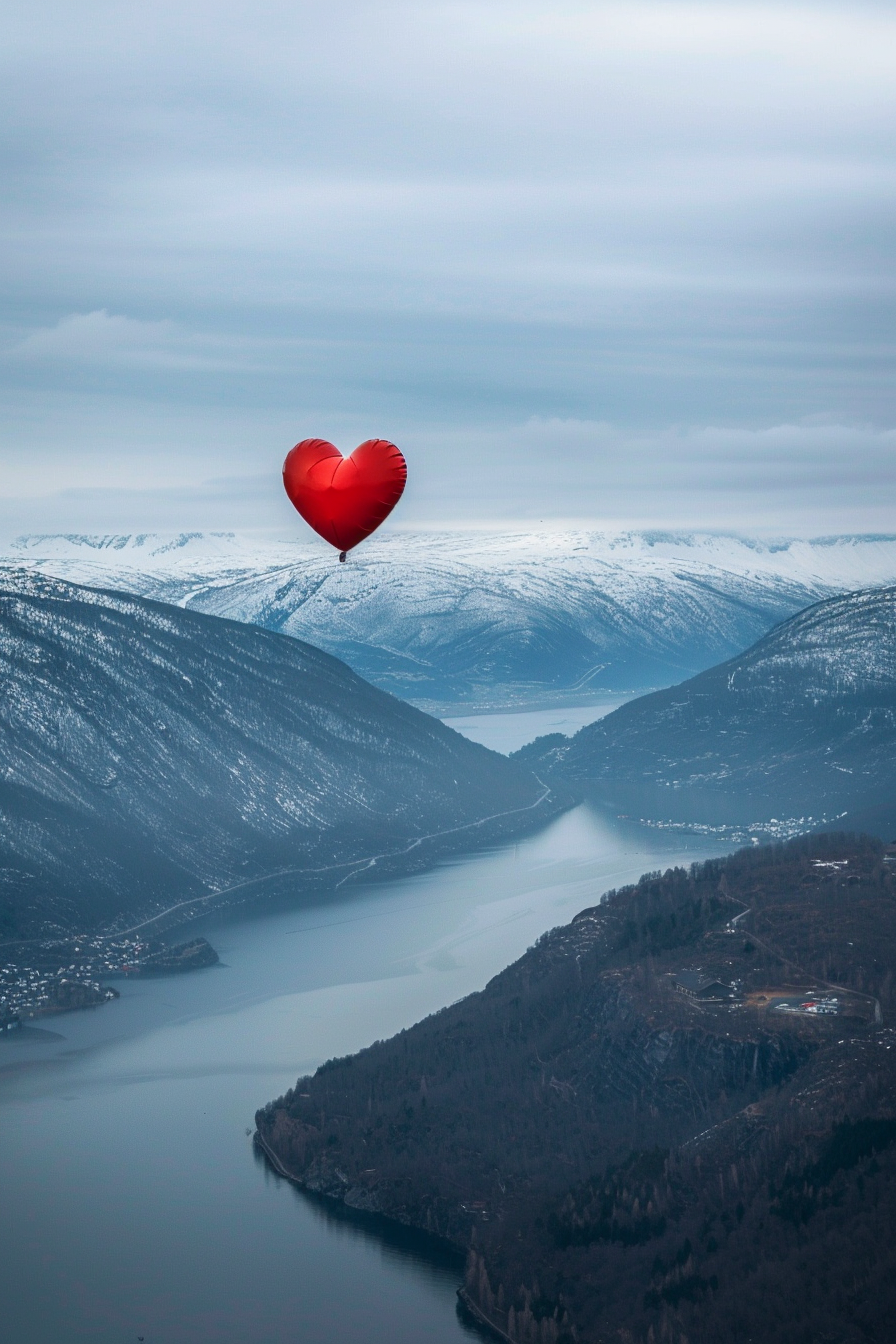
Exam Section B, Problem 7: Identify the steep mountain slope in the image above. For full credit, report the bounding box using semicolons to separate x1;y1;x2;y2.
9;530;896;711
521;585;896;835
257;834;896;1344
0;569;553;940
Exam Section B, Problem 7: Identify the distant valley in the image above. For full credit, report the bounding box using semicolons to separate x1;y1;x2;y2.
9;529;896;712
518;584;896;842
0;569;555;942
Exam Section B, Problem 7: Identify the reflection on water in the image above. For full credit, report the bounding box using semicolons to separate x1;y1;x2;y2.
0;796;730;1344
269;1147;467;1282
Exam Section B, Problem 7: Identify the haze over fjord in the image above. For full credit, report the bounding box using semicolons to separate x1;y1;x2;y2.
1;0;894;537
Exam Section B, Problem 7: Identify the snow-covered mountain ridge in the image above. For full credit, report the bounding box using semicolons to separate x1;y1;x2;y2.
519;585;896;837
8;530;896;712
0;567;549;940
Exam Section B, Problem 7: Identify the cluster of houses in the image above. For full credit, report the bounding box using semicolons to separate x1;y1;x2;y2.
0;934;154;1028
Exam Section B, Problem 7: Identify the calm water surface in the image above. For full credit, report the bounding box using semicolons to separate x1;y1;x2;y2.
442;698;632;754
0;710;728;1344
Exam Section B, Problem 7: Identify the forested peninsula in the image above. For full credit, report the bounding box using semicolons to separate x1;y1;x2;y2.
257;834;896;1344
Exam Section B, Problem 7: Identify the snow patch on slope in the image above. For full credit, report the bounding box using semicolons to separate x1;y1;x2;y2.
8;530;896;711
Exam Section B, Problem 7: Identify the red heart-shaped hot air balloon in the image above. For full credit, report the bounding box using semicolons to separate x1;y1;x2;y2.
282;438;407;556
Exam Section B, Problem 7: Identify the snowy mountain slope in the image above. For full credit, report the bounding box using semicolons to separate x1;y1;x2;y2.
519;585;896;835
0;568;549;940
8;530;896;712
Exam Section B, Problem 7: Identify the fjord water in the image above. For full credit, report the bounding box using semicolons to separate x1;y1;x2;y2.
442;698;635;754
0;707;727;1344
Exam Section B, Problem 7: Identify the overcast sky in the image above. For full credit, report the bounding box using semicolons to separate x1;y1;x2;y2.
1;0;894;537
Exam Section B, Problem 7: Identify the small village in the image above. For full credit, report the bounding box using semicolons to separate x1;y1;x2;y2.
0;933;218;1031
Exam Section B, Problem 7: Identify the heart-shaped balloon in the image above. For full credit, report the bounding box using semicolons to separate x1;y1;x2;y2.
282;438;407;554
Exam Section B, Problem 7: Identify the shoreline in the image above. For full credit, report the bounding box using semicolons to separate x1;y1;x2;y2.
0;780;570;951
69;781;572;948
254;1130;514;1343
0;786;571;1035
253;1128;299;1183
456;1289;514;1343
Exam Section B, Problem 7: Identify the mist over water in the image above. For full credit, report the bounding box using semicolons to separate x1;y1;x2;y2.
0;711;730;1344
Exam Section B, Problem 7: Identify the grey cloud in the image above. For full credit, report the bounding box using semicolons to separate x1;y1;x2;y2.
2;418;892;538
0;1;893;533
402;419;896;531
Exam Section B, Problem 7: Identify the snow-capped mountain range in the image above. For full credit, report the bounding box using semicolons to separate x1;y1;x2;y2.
519;584;896;838
0;568;548;939
8;530;896;712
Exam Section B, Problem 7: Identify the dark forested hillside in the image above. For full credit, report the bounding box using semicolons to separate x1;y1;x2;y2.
257;834;896;1344
0;568;556;939
516;585;896;837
